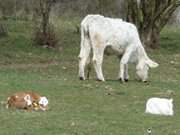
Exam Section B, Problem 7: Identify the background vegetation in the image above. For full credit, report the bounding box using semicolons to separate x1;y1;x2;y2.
0;17;180;135
0;1;180;135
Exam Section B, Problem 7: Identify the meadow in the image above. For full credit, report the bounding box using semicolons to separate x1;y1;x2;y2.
0;18;180;135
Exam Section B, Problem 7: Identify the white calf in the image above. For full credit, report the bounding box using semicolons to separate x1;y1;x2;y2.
145;98;174;116
78;14;158;82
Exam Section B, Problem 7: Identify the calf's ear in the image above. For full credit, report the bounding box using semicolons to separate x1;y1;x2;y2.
146;59;159;68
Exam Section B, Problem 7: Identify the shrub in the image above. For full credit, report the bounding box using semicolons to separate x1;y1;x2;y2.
33;24;58;48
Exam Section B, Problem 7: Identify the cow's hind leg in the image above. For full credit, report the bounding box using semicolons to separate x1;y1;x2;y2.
92;47;105;81
78;39;91;80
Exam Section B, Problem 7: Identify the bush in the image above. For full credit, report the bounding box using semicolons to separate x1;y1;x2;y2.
33;24;58;48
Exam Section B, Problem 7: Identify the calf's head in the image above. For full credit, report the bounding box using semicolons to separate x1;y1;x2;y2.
136;58;158;82
30;96;48;111
38;96;49;111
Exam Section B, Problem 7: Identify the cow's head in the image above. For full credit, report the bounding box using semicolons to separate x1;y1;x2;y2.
136;58;158;82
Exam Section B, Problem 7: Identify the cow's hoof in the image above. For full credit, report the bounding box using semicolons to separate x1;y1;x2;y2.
143;80;150;85
124;79;129;82
96;78;104;82
79;77;85;80
143;80;148;83
118;78;124;82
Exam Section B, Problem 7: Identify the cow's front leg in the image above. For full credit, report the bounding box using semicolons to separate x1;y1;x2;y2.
118;63;129;82
124;64;129;82
119;47;132;82
119;63;125;82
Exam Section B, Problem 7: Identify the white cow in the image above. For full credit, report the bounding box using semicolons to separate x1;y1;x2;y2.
78;15;158;82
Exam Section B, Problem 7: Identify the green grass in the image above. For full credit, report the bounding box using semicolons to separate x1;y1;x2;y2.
0;18;180;135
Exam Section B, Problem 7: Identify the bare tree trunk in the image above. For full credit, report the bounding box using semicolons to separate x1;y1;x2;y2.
98;0;105;14
126;0;180;49
140;27;160;49
33;0;57;47
0;23;8;37
40;0;52;36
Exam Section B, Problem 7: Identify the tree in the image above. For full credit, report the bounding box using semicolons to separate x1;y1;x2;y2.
0;23;8;37
39;0;54;37
126;0;180;48
0;0;14;18
33;0;57;47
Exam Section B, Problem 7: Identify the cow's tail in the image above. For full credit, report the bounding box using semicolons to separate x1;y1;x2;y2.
79;19;91;58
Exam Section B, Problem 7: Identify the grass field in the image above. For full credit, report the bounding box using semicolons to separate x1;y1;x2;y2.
0;18;180;135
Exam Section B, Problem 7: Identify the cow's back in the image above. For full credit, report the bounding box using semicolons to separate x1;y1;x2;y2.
85;15;139;53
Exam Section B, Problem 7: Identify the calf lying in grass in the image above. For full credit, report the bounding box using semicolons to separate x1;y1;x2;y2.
6;91;48;111
145;97;174;116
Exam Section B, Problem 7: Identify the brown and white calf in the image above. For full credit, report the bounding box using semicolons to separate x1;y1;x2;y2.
6;91;48;111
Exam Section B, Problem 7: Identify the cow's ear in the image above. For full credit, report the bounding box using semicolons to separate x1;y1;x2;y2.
136;59;145;70
146;59;159;68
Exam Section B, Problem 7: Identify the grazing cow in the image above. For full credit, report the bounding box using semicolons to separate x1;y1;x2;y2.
78;14;158;82
145;97;174;116
6;91;48;111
